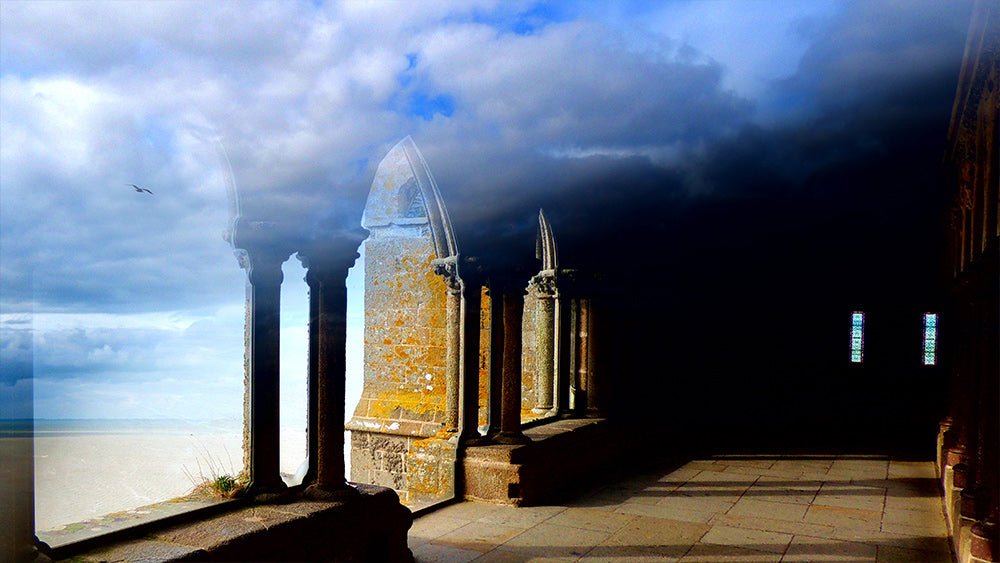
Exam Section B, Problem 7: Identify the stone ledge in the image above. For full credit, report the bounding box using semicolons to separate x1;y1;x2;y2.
461;418;622;506
52;484;413;563
347;417;440;438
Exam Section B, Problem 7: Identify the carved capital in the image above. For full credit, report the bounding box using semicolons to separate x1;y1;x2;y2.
234;248;250;270
299;251;359;284
298;229;367;283
529;270;558;298
246;249;287;287
230;218;296;279
432;255;463;293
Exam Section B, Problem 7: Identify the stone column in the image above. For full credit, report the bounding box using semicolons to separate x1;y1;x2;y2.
530;272;557;415
585;298;606;417
303;268;320;486
439;262;463;434
495;288;530;445
459;273;486;445
553;288;571;417
486;284;504;438
302;238;363;500
243;247;290;499
575;298;591;417
433;257;463;434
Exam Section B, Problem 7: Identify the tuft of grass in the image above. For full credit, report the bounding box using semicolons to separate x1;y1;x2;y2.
212;474;239;495
182;443;246;499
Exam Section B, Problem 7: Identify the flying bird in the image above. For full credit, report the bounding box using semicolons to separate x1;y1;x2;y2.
128;184;154;195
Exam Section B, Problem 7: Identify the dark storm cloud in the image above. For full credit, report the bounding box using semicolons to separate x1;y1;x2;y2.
398;0;973;276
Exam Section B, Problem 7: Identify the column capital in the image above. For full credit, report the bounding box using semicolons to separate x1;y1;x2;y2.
245;250;289;287
297;228;368;280
432;255;463;294
529;269;558;298
230;218;296;284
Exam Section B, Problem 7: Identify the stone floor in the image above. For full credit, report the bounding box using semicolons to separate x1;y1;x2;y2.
409;455;952;562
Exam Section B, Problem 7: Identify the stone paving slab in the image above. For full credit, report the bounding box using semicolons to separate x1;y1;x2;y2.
409;456;952;562
743;486;817;505
410;514;472;546
412;542;482;563
545;507;636;534
679;542;783;562
477;505;567;529
599;515;709;555
782;534;877;562
875;543;952;563
701;525;792;554
616;499;718;524
727;498;809;522
433;521;526;553
500;523;610;559
803;504;883;531
475;545;578;562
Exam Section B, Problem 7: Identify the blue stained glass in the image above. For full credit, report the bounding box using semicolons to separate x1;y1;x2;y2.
851;312;864;363
923;313;938;365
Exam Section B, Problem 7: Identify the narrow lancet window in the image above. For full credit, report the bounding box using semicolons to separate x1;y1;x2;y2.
923;313;938;365
850;312;864;363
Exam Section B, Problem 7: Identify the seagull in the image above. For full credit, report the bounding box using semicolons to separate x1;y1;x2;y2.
128;184;154;195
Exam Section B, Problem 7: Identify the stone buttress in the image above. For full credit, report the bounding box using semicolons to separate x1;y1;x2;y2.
347;138;458;508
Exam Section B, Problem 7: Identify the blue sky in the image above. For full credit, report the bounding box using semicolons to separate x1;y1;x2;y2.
0;0;972;420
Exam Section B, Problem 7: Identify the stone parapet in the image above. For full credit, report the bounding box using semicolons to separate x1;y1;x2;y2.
51;484;412;563
461;418;622;506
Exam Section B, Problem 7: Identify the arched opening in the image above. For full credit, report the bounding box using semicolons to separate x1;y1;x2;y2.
344;242;365;478
279;258;308;485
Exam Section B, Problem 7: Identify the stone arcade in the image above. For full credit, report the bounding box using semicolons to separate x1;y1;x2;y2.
3;3;998;562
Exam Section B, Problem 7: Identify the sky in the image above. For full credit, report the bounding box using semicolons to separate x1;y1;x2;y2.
0;0;974;420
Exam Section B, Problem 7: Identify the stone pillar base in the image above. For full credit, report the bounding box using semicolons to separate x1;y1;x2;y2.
461;418;618;506
971;521;997;562
349;429;456;510
493;431;531;445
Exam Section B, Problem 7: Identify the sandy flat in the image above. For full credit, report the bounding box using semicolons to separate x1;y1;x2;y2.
29;426;320;531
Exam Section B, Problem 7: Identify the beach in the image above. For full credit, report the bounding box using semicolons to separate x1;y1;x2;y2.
27;420;334;532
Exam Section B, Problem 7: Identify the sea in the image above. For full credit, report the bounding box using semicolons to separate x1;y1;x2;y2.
2;418;349;532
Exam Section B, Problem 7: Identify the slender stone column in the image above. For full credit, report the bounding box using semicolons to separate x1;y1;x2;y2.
586;298;605;417
302;238;363;500
495;288;531;445
445;275;463;433
433;257;463;434
303;268;320;486
531;272;557;414
486;284;504;438
459;273;486;445
575;298;591;417
243;248;290;499
553;290;571;417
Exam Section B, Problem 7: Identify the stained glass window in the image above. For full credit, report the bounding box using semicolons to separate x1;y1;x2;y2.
850;312;864;363
923;313;938;365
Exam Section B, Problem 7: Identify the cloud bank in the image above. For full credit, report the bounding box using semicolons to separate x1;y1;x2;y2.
0;0;972;417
